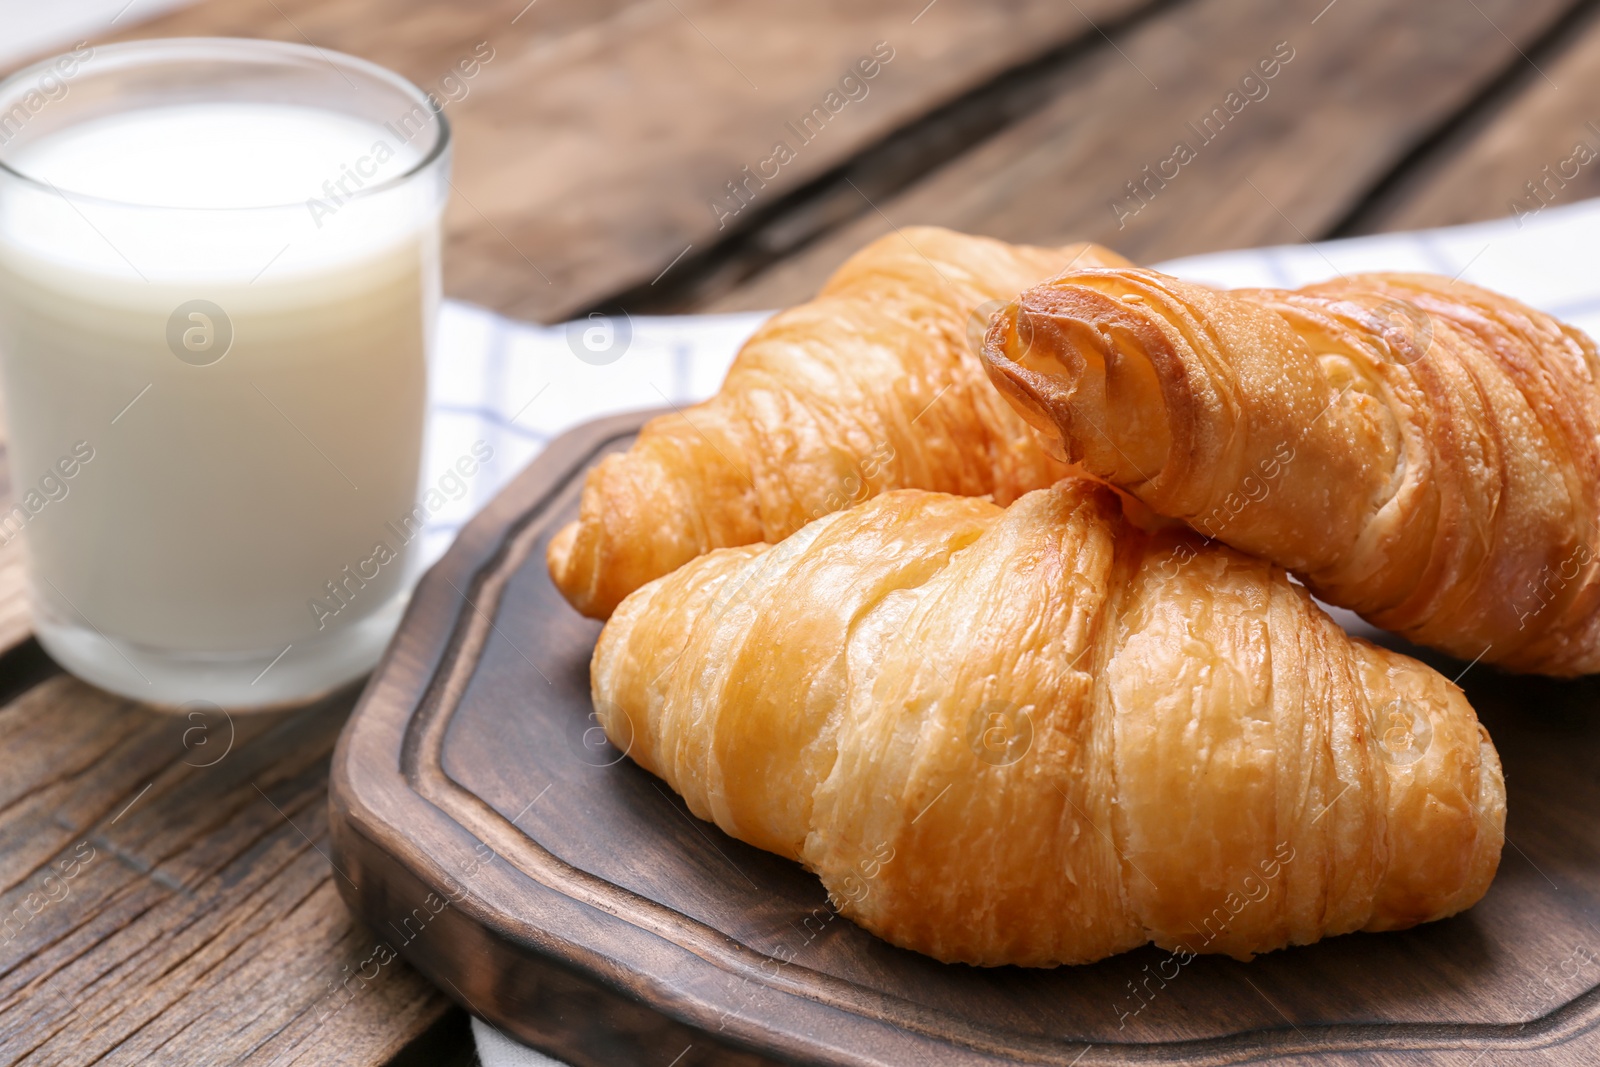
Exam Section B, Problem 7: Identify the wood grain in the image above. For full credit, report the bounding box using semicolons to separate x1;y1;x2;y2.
84;0;1153;324
0;674;456;1066
331;410;1600;1067
697;0;1590;312
1336;3;1600;232
0;2;1594;1063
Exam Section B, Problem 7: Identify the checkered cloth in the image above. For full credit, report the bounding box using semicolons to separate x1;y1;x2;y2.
455;196;1600;1066
415;305;769;568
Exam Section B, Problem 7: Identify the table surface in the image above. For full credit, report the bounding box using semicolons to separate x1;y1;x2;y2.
3;0;1599;1063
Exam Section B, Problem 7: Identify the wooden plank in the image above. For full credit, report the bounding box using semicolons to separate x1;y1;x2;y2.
0;675;455;1066
0;5;1577;1067
83;0;1154;323
693;0;1588;312
1334;4;1600;232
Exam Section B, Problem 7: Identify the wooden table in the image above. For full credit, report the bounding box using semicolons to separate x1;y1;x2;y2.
3;0;1599;1062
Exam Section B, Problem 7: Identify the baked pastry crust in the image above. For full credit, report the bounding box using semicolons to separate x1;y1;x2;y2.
592;480;1505;966
983;267;1600;675
547;227;1129;618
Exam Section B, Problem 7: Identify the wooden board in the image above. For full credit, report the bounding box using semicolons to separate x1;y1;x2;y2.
330;409;1600;1067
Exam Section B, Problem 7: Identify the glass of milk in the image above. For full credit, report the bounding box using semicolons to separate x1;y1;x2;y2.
0;39;449;708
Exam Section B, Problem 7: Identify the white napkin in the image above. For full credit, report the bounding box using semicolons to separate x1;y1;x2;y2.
471;1018;568;1066
446;196;1600;1066
414;304;769;569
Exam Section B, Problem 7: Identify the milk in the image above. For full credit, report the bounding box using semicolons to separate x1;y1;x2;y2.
0;100;443;706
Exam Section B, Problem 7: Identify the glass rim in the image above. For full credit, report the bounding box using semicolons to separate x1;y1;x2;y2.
0;36;451;213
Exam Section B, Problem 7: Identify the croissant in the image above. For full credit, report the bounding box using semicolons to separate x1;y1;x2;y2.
982;267;1600;676
592;480;1505;966
547;226;1131;618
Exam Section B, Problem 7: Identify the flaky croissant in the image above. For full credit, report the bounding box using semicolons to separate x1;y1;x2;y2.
592;480;1504;966
983;268;1600;676
547;226;1130;618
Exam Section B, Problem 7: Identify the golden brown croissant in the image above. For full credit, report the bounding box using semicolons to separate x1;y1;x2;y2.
592;480;1505;966
982;267;1600;676
547;226;1131;618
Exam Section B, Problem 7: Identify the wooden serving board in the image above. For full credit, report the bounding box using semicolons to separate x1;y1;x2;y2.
329;409;1600;1067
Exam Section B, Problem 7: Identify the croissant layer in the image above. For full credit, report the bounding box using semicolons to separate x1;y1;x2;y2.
548;227;1131;618
982;267;1600;675
592;481;1505;966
